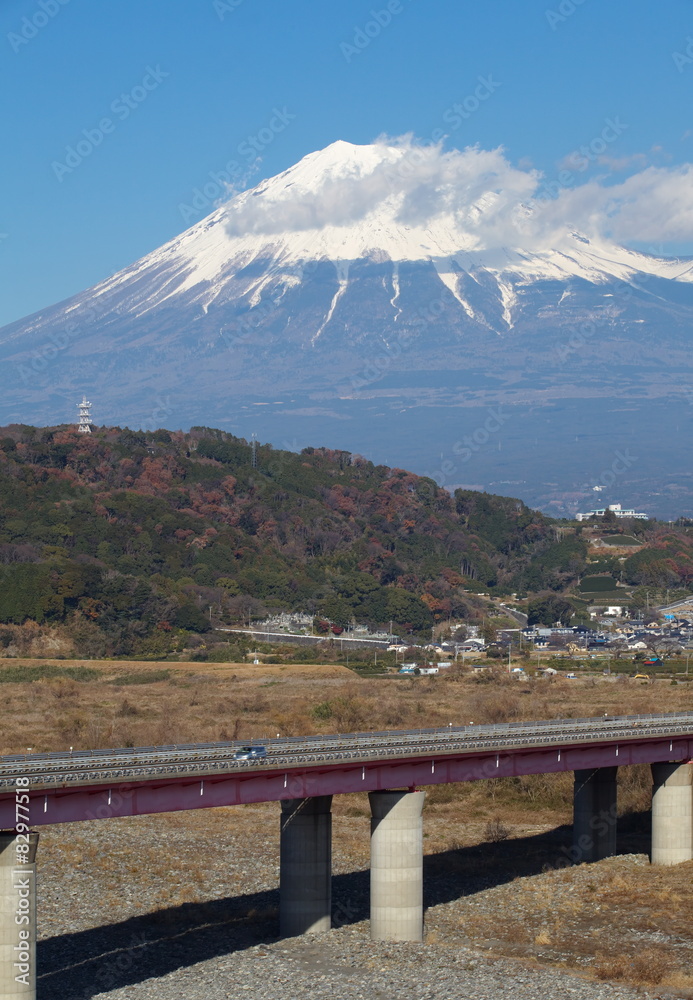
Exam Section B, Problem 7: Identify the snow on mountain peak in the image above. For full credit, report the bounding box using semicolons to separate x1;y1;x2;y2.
274;139;399;188
108;138;693;312
4;139;693;446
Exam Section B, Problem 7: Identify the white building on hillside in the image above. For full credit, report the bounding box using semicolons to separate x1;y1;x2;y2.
575;503;647;521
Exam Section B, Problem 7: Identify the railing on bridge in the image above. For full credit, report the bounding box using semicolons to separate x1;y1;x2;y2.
0;712;691;792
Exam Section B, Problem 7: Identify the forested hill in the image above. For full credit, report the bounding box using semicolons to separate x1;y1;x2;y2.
0;423;670;656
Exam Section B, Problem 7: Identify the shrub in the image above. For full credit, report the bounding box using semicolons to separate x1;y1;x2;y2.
117;698;139;717
628;948;670;985
595;948;671;986
0;664;99;683
484;817;511;842
110;670;171;686
311;701;333;720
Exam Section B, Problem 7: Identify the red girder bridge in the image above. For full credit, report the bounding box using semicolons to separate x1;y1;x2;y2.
0;712;691;997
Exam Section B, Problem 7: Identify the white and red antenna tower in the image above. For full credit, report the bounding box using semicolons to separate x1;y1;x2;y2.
77;395;93;434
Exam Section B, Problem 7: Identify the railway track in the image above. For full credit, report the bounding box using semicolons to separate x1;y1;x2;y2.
0;712;691;791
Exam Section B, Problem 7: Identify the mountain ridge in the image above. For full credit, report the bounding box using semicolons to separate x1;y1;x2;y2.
2;139;693;520
1;421;689;659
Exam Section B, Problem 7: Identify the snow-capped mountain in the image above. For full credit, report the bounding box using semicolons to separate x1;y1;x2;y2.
84;139;692;309
18;138;691;339
2;138;693;517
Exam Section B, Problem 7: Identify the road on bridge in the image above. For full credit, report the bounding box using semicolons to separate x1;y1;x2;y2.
0;712;691;827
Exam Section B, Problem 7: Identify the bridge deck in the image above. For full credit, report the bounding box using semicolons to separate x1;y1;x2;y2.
0;713;691;827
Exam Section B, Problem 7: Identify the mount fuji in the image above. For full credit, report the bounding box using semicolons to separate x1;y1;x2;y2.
3;139;693;518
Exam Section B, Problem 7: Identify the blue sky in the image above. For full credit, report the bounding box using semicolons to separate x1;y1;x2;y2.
1;0;692;327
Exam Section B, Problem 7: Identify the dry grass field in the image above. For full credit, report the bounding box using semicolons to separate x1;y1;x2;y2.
1;656;690;757
2;659;691;993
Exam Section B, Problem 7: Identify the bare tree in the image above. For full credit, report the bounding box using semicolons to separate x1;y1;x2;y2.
642;632;681;661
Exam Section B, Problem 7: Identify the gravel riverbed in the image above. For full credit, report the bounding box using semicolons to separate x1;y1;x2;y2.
83;931;661;1000
33;807;692;1000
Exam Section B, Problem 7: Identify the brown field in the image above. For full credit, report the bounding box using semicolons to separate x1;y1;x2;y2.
0;657;355;679
3;659;692;993
0;656;689;756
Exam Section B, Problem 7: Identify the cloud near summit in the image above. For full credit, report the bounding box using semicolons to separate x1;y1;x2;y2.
223;135;693;251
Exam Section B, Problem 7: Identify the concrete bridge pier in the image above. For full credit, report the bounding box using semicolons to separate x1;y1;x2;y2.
651;761;693;865
0;832;38;1000
572;767;618;863
279;796;332;936
369;789;425;942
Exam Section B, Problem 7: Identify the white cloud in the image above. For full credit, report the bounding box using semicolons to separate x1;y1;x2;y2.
595;152;649;171
588;166;693;243
225;138;540;243
223;135;693;251
529;164;693;245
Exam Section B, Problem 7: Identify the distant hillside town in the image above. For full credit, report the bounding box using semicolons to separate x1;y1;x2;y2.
575;503;648;522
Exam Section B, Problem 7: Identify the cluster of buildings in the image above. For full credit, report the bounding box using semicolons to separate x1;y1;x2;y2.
255;614;396;643
506;617;693;655
250;596;693;673
393;608;693;675
575;502;647;521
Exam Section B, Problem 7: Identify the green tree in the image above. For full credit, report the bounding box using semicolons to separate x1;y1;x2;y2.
527;594;574;626
173;602;210;632
385;589;433;634
319;596;354;627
